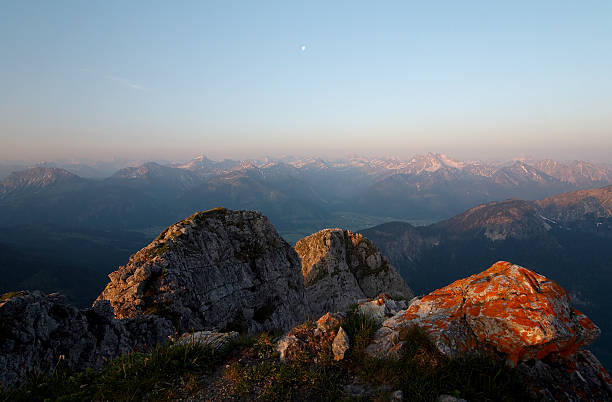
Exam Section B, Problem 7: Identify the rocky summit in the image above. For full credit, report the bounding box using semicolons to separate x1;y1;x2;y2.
96;208;308;334
295;228;413;316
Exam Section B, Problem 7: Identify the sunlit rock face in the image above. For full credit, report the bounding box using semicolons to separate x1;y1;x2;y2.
295;228;413;316
367;261;600;365
96;208;309;334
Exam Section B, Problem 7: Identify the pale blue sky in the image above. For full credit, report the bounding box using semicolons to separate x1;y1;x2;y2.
1;1;611;162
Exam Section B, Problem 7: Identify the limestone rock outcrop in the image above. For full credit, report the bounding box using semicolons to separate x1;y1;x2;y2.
277;312;345;363
365;261;612;400
356;293;411;324
0;291;173;386
295;229;413;316
96;208;309;334
366;261;600;364
332;327;350;361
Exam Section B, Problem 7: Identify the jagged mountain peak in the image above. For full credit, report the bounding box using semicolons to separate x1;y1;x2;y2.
4;166;78;180
110;163;201;191
111;162;173;178
286;157;330;169
406;152;466;173
192;153;212;162
178;154;211;167
490;161;558;186
0;167;81;195
177;154;239;172
534;159;612;186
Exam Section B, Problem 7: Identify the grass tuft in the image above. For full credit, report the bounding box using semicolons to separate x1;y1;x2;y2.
342;305;380;358
351;325;531;402
0;338;244;402
224;332;345;401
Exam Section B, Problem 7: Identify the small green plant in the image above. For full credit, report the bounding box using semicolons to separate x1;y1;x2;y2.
342;306;380;359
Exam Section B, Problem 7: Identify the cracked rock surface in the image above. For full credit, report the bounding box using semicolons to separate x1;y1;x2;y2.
96;208;309;334
0;291;173;386
295;228;413;316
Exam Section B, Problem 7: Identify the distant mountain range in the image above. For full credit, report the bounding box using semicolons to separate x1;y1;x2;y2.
1;154;611;342
1;157;611;365
0;159;141;180
361;184;612;368
1;153;611;235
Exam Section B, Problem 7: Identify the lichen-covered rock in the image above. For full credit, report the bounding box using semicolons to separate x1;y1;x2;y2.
96;208;309;334
295;228;413;316
332;327;350;361
365;261;612;400
0;291;173;386
366;261;600;366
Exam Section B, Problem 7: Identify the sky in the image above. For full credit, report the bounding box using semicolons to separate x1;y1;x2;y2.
1;1;612;163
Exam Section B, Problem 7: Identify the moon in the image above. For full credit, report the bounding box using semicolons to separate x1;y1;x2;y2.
300;45;306;51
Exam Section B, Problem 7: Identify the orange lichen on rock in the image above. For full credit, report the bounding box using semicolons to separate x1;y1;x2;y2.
366;261;601;366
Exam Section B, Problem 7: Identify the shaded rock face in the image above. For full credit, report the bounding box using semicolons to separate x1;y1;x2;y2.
367;261;600;365
0;291;173;386
96;208;308;334
295;229;413;316
517;350;612;401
